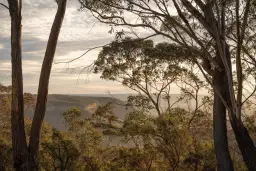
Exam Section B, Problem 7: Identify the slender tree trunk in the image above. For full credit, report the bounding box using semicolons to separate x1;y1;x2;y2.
28;0;67;167
224;92;256;170
213;69;234;171
8;0;29;170
7;0;67;170
230;121;256;170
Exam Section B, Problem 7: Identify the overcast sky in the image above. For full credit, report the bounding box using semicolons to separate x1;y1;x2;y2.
0;0;181;94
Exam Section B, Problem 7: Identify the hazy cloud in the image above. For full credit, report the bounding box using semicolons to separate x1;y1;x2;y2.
0;0;178;94
0;0;131;94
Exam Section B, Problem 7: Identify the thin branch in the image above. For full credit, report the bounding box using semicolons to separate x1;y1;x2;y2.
76;62;95;84
55;34;158;64
0;3;9;10
147;154;154;171
54;44;110;64
107;91;133;107
172;0;222;71
166;2;232;119
242;79;256;105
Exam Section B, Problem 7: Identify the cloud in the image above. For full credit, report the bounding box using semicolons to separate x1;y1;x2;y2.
0;0;178;94
0;0;133;94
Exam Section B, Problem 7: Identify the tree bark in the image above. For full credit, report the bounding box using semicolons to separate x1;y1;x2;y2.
28;0;67;167
222;45;256;171
8;0;29;170
231;121;256;170
7;0;67;170
213;69;234;171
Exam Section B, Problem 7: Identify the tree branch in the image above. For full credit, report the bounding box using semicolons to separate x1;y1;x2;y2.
236;0;243;118
0;3;9;10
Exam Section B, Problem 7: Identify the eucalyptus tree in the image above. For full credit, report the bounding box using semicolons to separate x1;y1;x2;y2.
94;38;207;115
1;0;67;170
77;0;256;170
93;38;214;170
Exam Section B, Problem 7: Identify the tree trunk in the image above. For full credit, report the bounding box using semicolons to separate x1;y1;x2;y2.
222;45;256;171
8;0;29;170
28;0;67;167
213;69;234;171
232;122;256;170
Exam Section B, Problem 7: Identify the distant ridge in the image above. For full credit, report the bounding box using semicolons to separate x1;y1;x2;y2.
25;94;133;131
25;94;209;131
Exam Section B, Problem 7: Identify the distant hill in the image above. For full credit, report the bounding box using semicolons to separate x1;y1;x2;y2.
25;94;133;131
24;94;211;131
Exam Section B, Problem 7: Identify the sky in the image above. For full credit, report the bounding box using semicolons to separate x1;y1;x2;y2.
0;0;181;94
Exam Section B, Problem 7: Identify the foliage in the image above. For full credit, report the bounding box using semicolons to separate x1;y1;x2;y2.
0;49;254;171
0;84;35;170
41;129;80;171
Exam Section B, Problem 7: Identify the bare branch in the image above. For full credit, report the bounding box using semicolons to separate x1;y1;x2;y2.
54;44;110;64
55;34;158;64
76;62;95;84
107;91;133;107
242;79;256;105
0;3;9;10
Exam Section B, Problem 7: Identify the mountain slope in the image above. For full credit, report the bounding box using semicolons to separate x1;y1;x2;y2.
25;94;132;131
